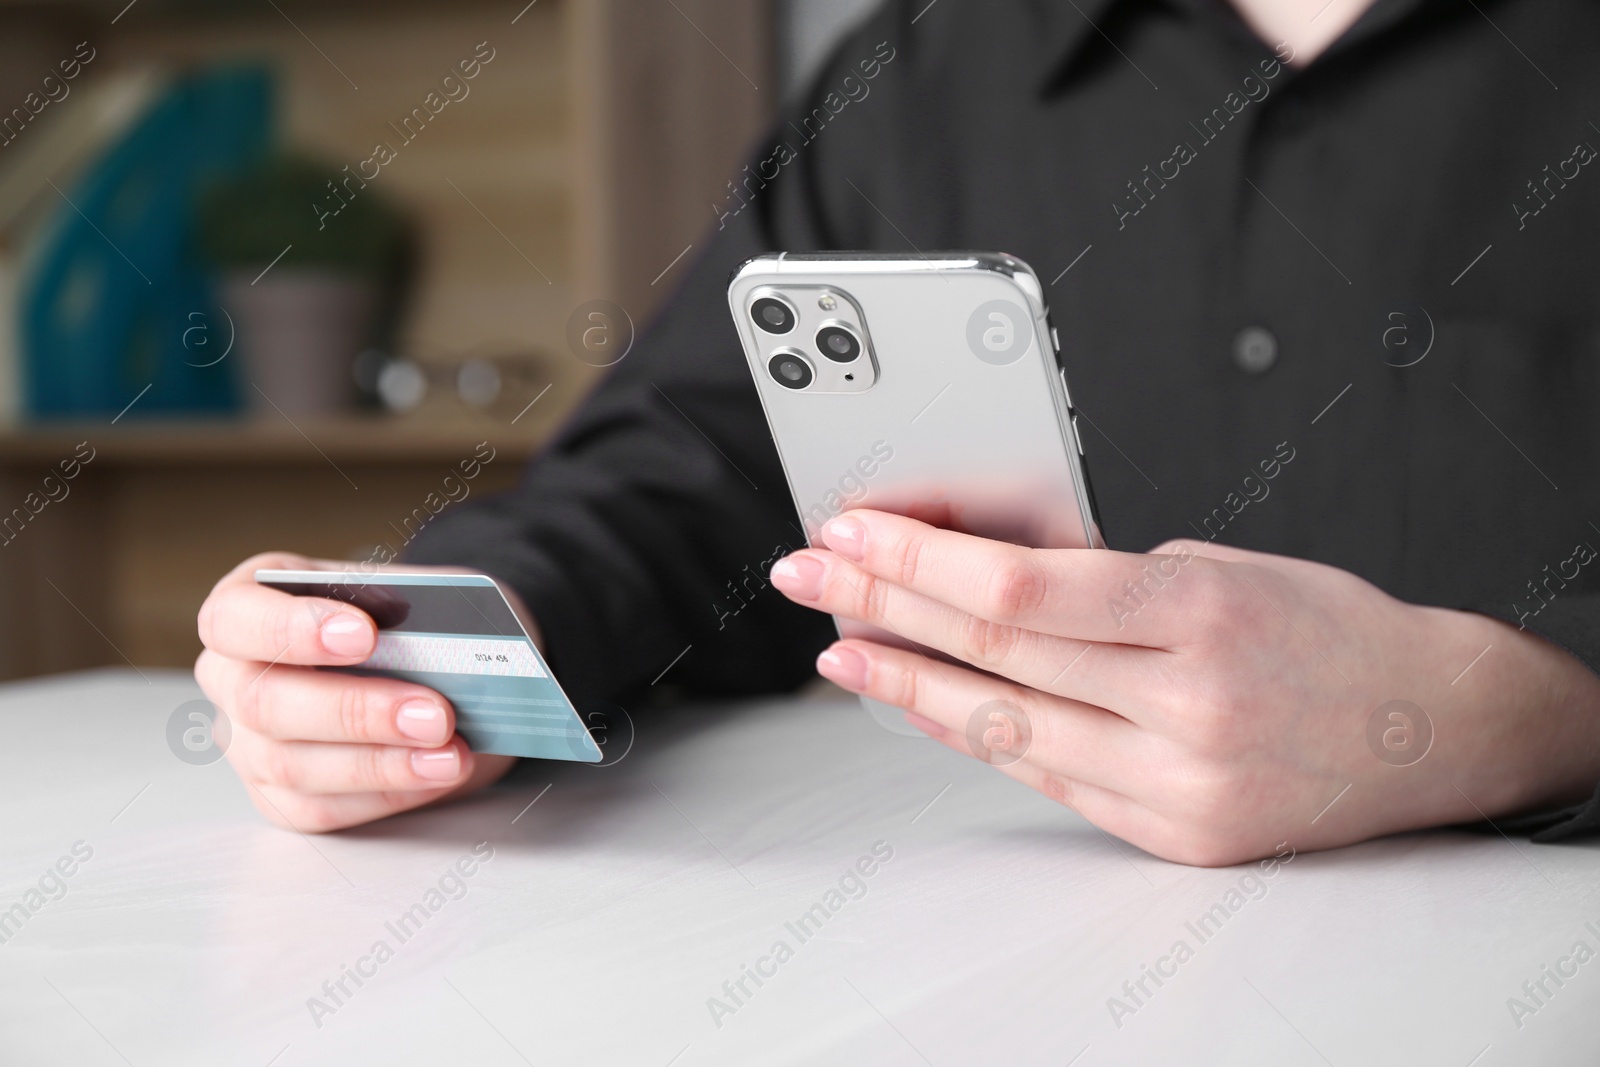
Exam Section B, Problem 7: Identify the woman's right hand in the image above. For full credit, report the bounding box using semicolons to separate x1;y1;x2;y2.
194;552;516;832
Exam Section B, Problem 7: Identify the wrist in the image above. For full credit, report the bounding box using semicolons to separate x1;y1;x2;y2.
1440;608;1600;816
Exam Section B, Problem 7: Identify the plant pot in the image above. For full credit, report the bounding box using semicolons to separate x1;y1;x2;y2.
221;271;379;416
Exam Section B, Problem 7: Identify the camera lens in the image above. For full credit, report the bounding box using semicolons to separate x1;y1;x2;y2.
752;297;796;334
768;351;813;389
816;325;860;362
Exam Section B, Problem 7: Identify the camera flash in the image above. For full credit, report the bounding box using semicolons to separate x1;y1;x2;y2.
817;294;837;311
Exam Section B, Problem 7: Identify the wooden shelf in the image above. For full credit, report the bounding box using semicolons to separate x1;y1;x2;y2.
0;0;513;19
0;410;559;466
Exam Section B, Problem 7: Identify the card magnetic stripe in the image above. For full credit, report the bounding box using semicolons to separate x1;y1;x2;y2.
344;665;599;761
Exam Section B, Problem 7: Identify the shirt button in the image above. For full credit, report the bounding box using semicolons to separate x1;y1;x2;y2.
1232;326;1278;374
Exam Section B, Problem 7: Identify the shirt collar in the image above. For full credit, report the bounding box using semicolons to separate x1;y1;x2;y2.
1033;0;1452;97
1318;0;1451;61
1030;0;1126;97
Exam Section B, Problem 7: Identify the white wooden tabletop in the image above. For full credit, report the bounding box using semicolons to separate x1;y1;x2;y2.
1;669;1597;1066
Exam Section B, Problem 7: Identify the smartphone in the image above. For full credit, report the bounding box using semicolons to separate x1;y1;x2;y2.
727;251;1104;734
255;569;602;762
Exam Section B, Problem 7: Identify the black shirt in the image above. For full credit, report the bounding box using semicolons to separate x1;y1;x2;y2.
409;0;1600;840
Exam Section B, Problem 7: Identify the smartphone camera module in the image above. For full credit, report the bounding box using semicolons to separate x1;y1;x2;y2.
816;325;861;363
741;284;876;394
752;297;797;334
768;350;814;389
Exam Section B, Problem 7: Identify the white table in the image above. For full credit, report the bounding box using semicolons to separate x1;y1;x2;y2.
1;670;1597;1066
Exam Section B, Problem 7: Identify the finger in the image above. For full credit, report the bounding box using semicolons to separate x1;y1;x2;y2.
198;553;377;665
244;781;458;833
771;548;1165;717
1149;537;1245;560
892;688;1168;856
898;705;1185;862
814;509;1225;648
241;753;517;834
197;650;455;747
230;730;474;795
1153;537;1357;592
985;751;1175;862
813;638;1146;793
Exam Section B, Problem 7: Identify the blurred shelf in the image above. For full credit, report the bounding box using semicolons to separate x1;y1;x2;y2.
0;0;517;19
0;411;560;465
0;0;771;682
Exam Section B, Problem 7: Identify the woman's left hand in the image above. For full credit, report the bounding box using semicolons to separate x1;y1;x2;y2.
769;509;1600;866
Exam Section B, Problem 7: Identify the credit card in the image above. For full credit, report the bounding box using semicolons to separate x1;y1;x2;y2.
254;569;601;762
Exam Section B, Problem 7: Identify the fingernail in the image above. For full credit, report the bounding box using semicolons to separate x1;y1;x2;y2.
817;645;868;691
396;700;450;744
770;554;825;600
320;613;372;658
411;748;461;781
823;514;866;560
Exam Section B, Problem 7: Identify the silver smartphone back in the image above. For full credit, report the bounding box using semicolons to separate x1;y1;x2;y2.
728;251;1104;734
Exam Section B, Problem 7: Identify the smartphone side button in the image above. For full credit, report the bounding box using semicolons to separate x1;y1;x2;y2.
1051;326;1061;354
1057;365;1075;408
1070;412;1085;456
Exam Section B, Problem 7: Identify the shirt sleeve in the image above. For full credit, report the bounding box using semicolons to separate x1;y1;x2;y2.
401;203;819;708
401;9;913;709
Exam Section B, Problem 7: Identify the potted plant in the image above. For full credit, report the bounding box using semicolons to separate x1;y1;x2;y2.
198;154;408;415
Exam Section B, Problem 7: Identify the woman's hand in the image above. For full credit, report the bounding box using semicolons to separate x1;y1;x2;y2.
194;553;519;833
770;510;1600;866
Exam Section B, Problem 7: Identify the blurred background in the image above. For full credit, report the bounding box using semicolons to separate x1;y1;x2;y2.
0;0;878;681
